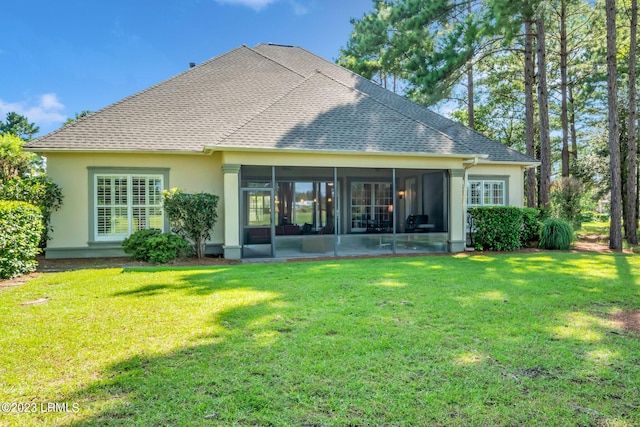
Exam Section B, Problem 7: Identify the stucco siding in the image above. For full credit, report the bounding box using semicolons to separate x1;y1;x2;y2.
42;150;528;259
220;150;468;170
468;164;526;207
44;152;224;251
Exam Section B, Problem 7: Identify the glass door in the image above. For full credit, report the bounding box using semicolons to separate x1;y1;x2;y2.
242;189;273;258
350;182;392;232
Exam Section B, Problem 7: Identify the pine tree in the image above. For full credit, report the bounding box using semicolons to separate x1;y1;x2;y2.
606;0;623;250
625;0;638;244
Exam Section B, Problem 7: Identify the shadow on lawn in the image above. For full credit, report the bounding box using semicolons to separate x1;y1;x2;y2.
61;253;640;426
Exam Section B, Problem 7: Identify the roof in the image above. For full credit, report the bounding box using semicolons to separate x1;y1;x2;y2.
26;43;536;164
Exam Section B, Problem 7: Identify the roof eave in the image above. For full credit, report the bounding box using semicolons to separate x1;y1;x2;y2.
477;159;540;168
203;145;489;160
23;147;206;155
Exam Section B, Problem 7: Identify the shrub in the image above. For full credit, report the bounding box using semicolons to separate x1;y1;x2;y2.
122;229;161;261
469;206;543;251
550;177;583;230
539;218;575;250
521;207;542;245
0;201;43;279
468;206;525;251
0;176;63;247
122;229;191;263
162;189;219;258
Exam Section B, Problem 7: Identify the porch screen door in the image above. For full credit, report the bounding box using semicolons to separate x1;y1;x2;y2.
242;188;273;257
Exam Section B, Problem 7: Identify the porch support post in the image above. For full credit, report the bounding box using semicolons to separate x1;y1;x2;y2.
448;169;466;252
222;164;242;259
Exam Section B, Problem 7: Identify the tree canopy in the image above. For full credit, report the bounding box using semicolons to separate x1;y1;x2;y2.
340;0;639;247
0;112;40;141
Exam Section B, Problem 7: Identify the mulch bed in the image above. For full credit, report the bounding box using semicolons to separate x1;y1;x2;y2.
611;310;640;334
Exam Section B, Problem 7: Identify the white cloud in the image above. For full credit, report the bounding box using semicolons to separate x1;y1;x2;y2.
40;93;65;111
214;0;278;11
0;93;66;127
214;0;309;13
290;0;309;15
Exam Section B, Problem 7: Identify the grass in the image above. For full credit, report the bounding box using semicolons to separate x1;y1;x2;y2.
577;220;640;253
578;221;611;238
1;253;640;426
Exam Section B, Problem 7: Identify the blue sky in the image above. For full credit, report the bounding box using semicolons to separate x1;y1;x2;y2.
2;0;373;136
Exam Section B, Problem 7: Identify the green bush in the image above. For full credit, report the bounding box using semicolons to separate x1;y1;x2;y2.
550;177;583;229
122;229;192;263
162;189;219;258
539;218;575;250
0;176;63;247
595;213;609;222
468;206;525;251
521;207;542;245
0;201;43;279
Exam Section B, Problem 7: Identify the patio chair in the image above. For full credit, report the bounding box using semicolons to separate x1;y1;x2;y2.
405;215;435;233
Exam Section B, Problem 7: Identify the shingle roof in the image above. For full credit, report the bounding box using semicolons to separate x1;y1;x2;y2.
26;43;537;164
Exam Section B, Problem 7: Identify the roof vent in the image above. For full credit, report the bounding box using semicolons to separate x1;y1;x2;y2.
189;62;196;68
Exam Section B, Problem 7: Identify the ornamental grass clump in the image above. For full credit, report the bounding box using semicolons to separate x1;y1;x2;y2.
539;218;574;250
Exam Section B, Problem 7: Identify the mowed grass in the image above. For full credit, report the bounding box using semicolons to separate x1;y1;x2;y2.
1;253;640;426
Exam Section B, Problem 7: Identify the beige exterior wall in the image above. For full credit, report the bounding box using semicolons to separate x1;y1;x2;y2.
220;151;466;170
467;163;527;207
44;152;223;250
42;149;528;257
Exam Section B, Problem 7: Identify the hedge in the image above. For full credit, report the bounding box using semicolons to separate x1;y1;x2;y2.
0;201;43;279
468;206;542;251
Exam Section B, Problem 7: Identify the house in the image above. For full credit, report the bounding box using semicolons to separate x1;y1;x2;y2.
25;43;538;260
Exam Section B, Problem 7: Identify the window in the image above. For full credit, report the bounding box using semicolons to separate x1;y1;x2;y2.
467;179;506;207
93;173;165;241
351;182;393;231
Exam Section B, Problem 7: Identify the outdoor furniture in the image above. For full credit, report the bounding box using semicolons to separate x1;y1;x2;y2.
405;215;435;233
246;227;271;244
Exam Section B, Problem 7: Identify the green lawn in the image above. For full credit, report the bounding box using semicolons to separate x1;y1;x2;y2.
1;253;640;426
578;221;610;238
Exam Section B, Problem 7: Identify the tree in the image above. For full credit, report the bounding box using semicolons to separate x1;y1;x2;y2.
606;0;623;250
162;189;219;259
63;110;93;126
524;17;537;207
337;0;406;92
0;112;40;141
625;0;638;244
536;11;552;208
0;133;41;180
559;0;570;177
0;129;63;247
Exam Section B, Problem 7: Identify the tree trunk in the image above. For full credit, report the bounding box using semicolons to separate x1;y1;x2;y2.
626;0;638;244
467;63;475;130
560;0;570;177
606;0;623;250
536;14;551;208
569;84;578;162
467;0;475;130
524;18;538;208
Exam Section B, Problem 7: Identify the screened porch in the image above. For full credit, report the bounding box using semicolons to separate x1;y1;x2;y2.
239;166;450;258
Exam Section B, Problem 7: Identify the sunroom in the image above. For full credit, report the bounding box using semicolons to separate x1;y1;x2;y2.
237;165;451;258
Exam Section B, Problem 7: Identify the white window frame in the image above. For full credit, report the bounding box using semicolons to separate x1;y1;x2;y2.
467;179;506;207
92;172;166;242
350;181;393;232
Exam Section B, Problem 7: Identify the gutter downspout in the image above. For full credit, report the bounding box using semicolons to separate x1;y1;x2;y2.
462;157;480;249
